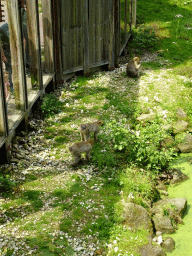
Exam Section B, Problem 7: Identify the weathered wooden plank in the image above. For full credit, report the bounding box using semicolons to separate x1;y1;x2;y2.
108;0;115;70
114;0;120;67
52;0;62;77
103;0;111;61
95;0;102;62
25;0;40;88
7;0;25;109
83;0;90;74
41;0;54;73
77;1;83;67
78;26;84;67
62;30;67;71
124;0;128;41
89;0;96;64
0;48;8;136
132;0;137;27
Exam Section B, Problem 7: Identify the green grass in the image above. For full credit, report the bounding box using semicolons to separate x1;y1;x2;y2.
1;0;192;255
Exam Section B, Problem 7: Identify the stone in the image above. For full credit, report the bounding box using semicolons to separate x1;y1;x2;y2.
122;202;153;233
136;112;156;123
163;124;172;131
172;120;188;134
177;133;192;153
170;168;189;185
164;198;187;217
156;180;167;191
162;237;175;252
140;244;166;256
188;126;192;132
176;108;188;120
160;136;175;149
153;198;187;217
152;198;187;234
152;214;175;234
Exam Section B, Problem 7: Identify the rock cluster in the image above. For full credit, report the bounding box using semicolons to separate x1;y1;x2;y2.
121;168;188;255
136;108;192;153
122;196;187;255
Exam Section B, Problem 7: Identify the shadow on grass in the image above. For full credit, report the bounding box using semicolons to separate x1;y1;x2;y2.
1;171;121;255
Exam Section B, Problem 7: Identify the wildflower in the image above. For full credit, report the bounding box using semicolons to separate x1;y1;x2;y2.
128;192;135;199
175;14;183;18
154;95;161;102
114;247;118;252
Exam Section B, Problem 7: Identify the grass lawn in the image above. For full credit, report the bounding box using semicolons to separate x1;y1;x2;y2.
1;0;192;255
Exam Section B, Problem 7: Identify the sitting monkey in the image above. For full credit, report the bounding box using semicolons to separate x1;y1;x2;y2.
126;57;141;78
80;120;104;141
69;139;94;166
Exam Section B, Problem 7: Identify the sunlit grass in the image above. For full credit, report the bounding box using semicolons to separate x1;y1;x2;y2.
1;0;192;255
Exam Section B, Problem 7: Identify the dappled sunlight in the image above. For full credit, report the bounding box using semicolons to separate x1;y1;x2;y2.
1;206;63;238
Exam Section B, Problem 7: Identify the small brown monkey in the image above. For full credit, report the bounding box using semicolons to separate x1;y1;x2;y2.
126;57;141;78
69;139;94;166
80;120;104;141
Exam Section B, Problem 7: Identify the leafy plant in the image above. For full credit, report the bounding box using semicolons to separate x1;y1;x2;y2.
104;119;176;172
0;175;16;193
91;142;116;173
129;25;160;54
41;94;61;117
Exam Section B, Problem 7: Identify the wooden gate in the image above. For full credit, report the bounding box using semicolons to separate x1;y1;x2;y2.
60;0;114;76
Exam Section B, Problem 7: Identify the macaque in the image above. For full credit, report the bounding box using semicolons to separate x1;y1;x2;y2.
126;57;141;78
80;120;104;141
69;139;94;166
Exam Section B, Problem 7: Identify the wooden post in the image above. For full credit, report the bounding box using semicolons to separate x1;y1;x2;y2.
83;0;90;75
124;0;128;42
0;43;8;137
132;0;137;27
6;0;25;110
108;0;115;70
25;0;40;88
114;0;120;67
52;0;62;81
41;0;54;74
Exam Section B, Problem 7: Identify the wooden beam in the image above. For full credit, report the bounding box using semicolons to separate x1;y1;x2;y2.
83;0;90;75
108;0;115;70
132;0;137;27
114;0;120;67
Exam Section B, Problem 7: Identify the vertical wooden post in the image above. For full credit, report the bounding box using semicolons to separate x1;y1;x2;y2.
132;0;137;27
124;0;128;41
0;45;11;163
52;0;62;83
6;0;24;110
41;0;54;74
25;0;41;89
83;0;90;75
0;42;8;138
114;0;120;67
108;0;115;70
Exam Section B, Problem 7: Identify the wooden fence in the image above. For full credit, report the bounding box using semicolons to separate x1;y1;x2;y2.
0;0;136;164
55;0;137;76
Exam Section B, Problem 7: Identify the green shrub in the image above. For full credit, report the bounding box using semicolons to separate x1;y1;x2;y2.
0;175;16;193
91;143;116;173
129;25;160;54
104;119;176;172
41;94;61;117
